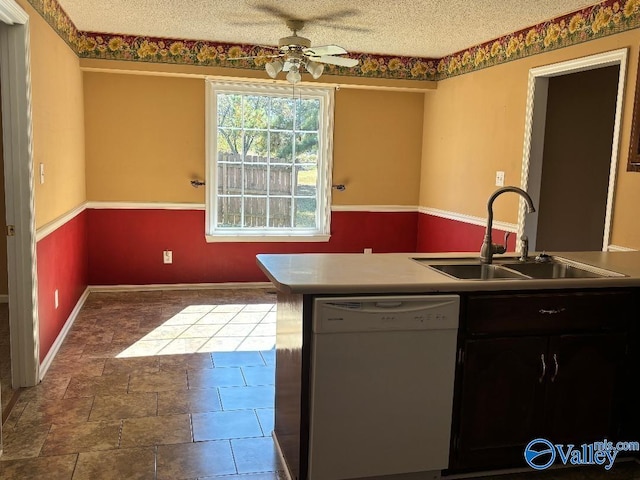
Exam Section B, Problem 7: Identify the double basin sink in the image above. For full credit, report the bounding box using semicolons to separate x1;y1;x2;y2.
414;255;626;281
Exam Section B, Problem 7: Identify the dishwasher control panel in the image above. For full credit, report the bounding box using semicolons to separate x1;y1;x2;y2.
313;295;460;333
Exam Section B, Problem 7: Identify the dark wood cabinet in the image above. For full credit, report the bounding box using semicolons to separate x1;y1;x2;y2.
450;289;633;472
544;333;626;444
628;314;640;443
455;336;547;469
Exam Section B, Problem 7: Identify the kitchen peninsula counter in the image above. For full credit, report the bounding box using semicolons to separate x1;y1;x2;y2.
257;250;640;480
256;250;640;294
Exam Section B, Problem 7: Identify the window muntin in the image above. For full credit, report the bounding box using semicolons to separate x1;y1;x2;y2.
206;81;333;241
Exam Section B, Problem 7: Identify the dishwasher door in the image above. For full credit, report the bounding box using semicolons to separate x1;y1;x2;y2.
308;295;460;480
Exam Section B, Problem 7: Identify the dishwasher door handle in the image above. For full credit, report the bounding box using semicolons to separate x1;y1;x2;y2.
361;299;459;314
374;301;404;308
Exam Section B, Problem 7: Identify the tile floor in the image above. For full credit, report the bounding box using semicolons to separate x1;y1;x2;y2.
1;288;639;480
0;288;283;480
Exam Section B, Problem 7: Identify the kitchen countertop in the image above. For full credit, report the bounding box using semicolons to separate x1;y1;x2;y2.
256;251;640;294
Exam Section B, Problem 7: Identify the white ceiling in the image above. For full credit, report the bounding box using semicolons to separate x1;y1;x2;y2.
56;0;601;58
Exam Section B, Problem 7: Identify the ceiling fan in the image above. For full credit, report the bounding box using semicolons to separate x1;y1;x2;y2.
232;19;360;84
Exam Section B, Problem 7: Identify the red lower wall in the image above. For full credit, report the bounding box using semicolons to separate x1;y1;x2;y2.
36;210;89;362
32;208;513;361
416;212;515;253
86;209;418;285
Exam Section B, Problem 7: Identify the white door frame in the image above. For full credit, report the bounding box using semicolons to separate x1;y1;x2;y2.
518;48;628;252
0;0;39;388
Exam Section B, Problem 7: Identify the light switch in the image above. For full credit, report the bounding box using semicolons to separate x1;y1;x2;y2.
163;250;173;264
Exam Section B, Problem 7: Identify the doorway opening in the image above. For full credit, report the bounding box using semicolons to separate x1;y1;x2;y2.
0;0;40;436
518;48;628;252
0;112;16;424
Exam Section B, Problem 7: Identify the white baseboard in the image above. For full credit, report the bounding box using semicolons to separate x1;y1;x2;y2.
272;432;293;480
0;294;8;303
88;282;274;293
39;287;90;380
608;244;637;252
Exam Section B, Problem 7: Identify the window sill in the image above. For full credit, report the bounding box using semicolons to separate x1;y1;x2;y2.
205;234;331;243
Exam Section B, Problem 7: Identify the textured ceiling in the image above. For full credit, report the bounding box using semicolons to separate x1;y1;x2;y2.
55;0;601;58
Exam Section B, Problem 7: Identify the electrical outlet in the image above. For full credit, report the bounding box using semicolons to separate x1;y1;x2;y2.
495;171;505;187
163;250;173;264
364;248;373;254
54;289;59;309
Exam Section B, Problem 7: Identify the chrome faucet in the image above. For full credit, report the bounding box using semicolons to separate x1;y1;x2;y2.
519;235;529;262
480;186;536;264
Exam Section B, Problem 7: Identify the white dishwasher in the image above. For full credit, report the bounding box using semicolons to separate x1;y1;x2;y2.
308;295;460;480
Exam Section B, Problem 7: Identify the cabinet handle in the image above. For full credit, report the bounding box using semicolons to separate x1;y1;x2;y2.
539;308;566;315
551;353;559;382
538;353;546;383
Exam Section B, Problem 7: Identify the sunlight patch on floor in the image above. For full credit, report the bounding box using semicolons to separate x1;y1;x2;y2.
116;303;276;358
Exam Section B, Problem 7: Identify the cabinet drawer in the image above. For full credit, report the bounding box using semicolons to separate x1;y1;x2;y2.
466;290;633;335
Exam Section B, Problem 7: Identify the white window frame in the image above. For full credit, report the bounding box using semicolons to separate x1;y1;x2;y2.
205;80;334;242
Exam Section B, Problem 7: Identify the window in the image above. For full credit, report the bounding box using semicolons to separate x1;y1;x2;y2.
206;80;334;242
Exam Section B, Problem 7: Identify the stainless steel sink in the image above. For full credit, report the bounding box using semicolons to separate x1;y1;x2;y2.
414;256;625;281
428;263;529;280
499;261;619;279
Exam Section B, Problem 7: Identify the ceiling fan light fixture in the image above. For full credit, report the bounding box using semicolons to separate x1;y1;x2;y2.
286;65;302;84
265;59;284;79
305;60;324;80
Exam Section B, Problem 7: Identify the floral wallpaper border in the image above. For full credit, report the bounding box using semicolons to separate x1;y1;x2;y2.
26;0;640;82
438;0;640;79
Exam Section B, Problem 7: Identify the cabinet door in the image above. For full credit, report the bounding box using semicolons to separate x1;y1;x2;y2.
454;336;548;470
627;319;640;444
545;333;627;444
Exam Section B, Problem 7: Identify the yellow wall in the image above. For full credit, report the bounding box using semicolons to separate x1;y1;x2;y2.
84;73;424;206
30;1;640;246
19;0;86;228
333;89;423;206
84;73;205;203
420;30;640;247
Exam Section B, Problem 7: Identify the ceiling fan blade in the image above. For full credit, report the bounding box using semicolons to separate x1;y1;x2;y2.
252;4;296;21
248;4;360;26
228;20;280;27
313;22;372;33
307;9;358;22
303;45;347;57
239;4;368;33
315;55;359;68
